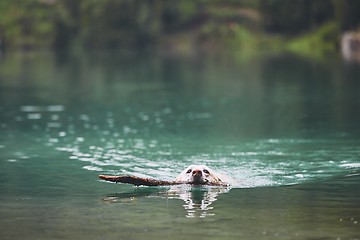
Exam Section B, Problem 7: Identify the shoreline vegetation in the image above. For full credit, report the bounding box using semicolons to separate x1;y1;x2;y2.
0;0;359;61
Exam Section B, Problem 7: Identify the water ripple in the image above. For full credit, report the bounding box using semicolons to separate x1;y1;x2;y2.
4;105;359;189
52;135;360;188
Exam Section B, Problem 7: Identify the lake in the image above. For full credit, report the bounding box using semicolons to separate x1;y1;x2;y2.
0;50;359;239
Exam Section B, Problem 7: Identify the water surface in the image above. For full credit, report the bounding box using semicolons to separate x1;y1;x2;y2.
0;51;359;239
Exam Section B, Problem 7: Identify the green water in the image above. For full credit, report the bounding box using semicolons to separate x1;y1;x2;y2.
0;51;359;239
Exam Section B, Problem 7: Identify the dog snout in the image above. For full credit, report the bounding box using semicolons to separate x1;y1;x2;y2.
192;170;202;176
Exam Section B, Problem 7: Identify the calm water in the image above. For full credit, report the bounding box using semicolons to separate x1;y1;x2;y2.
0;51;359;239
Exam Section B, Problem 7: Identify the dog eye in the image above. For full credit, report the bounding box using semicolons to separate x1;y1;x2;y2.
186;169;192;174
203;169;210;174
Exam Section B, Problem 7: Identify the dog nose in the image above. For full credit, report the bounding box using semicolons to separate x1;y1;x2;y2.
192;170;202;176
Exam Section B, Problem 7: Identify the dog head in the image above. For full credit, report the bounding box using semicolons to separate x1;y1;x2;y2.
175;165;223;185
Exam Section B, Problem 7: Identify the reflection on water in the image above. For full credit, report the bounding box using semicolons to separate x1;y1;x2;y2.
169;185;230;218
103;185;230;218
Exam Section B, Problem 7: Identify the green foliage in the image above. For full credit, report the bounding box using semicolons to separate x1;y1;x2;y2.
286;21;340;59
0;0;55;48
259;0;335;34
0;0;359;56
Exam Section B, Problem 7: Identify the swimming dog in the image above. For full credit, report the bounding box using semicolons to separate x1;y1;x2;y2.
175;165;229;185
99;164;232;186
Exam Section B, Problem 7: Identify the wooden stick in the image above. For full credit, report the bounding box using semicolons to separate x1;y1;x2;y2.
99;175;181;186
99;175;230;187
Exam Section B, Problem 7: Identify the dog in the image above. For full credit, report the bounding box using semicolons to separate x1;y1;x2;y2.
175;165;230;185
99;164;233;186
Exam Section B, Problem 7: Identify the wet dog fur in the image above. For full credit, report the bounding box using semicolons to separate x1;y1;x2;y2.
175;165;229;185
